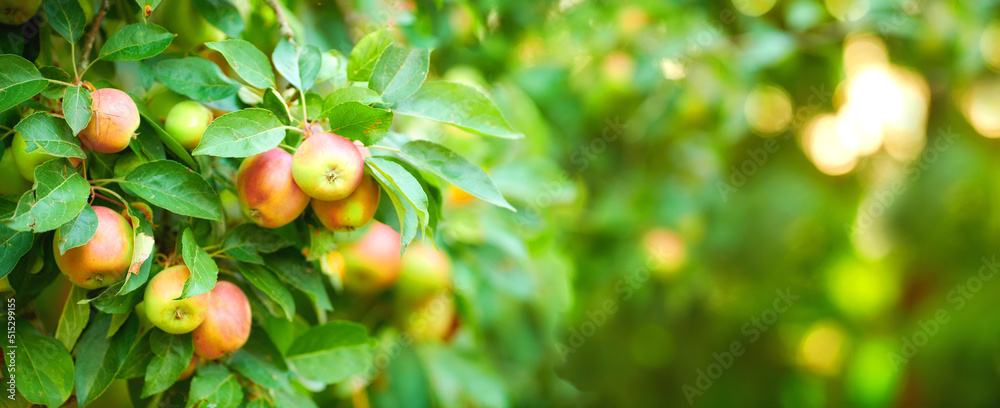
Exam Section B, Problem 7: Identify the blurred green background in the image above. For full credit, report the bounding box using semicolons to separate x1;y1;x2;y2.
363;0;1000;406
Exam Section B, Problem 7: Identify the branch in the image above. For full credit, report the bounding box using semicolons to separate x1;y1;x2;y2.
264;0;295;42
78;0;111;77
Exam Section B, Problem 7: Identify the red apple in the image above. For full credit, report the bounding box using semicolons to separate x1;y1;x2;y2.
53;206;134;289
291;133;364;200
192;281;251;360
236;147;311;228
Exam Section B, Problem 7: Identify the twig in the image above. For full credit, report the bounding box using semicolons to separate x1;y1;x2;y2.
79;0;111;78
264;0;295;42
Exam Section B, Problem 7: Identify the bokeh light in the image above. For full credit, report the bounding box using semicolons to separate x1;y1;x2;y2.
734;0;777;17
825;258;899;319
825;0;870;21
797;321;848;376
803;114;858;175
961;77;1000;138
745;84;794;136
980;21;1000;71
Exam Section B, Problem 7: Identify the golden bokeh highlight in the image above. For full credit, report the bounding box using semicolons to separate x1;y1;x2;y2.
745;84;793;136
825;0;870;21
643;228;687;277
961;77;1000;138
733;0;777;17
797;321;848;376
803;114;858;175
843;34;889;76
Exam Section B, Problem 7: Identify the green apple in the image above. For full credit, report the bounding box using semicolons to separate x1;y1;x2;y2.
396;242;452;303
164;101;213;150
0;0;41;26
0;149;31;195
144;265;212;334
291;133;365;200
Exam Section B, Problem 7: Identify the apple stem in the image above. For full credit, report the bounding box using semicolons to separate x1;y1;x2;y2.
78;0;111;79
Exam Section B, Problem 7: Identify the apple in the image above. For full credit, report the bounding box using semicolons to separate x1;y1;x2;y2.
11;132;83;182
291;133;364;200
79;88;140;153
155;0;225;49
219;189;245;228
339;221;402;294
177;354;199;381
0;149;31;195
53;206;134;289
144;265;212;334
0;0;40;26
236;147;311;228
192;281;251;360
311;173;380;231
164;101;213;150
395;242;451;303
399;292;457;342
146;87;186;121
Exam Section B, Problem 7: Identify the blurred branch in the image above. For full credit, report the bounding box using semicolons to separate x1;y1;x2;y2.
79;0;111;78
264;0;295;42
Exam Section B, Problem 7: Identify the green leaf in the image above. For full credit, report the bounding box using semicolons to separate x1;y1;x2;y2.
395;82;523;139
75;313;140;407
265;251;332;311
39;65;71;99
285;321;373;384
206;39;275;89
83;279;145;313
222;223;291;264
120;204;156;294
322;87;381;115
138;113;198;169
121;160;223;221
365;157;428;252
272;38;321;92
401;140;514;211
13;112;86;158
324;101;392;146
108;311;131;337
98;23;175;61
180;228;218;299
56;204;97;254
369;44;430;104
262;87;291;125
44;0;86;43
117;330;153;379
306;224;336;262
4;159;89;232
238;263;295;321
229;329;291;390
152;57;241;102
142;330;194;397
384;157;442;241
188;365;244;408
14;319;75;407
348;28;393;82
193;0;245;38
55;286;90;351
0;223;32;279
62;86;92;136
192;108;285;158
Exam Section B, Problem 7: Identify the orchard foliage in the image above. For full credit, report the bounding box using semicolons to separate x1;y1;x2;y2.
0;0;523;406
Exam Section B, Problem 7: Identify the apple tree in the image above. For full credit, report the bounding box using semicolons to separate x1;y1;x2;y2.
0;0;523;406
